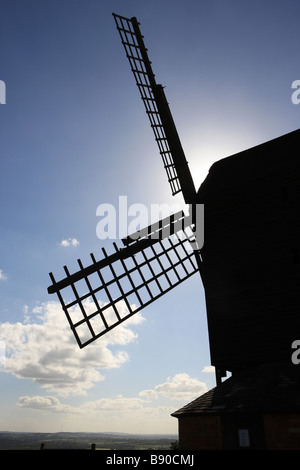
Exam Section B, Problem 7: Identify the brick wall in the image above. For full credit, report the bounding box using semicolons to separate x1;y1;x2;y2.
178;415;223;450
264;414;300;450
177;413;300;450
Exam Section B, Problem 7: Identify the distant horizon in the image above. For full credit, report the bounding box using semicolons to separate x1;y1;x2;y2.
0;430;178;436
0;430;178;451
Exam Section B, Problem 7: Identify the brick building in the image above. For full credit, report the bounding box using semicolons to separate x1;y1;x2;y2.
172;361;300;450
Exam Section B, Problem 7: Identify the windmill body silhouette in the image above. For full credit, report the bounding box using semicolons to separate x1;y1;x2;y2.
48;14;300;385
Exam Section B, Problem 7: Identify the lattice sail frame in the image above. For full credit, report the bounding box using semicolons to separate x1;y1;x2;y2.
47;14;203;348
48;211;200;348
113;13;196;203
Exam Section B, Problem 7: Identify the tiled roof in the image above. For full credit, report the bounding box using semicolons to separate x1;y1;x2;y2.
172;362;300;417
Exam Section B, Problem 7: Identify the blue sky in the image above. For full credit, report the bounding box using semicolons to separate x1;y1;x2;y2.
0;0;299;434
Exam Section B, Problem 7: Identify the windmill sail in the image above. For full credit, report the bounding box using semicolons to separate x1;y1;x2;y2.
113;13;196;204
48;211;199;348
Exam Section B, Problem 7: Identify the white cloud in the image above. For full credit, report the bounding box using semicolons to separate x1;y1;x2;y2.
139;389;158;400
0;340;5;365
0;301;144;397
17;394;166;417
153;373;207;401
202;365;215;373
0;269;7;281
18;396;78;414
58;238;80;247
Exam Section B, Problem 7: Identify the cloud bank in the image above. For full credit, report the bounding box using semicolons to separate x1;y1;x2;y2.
0;301;144;396
0;302;210;433
17;373;208;433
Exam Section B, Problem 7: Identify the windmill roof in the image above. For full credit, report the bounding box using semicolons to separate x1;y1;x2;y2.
172;362;300;417
197;128;300;198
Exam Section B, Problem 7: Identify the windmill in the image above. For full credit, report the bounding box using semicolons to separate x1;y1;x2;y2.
48;13;300;386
